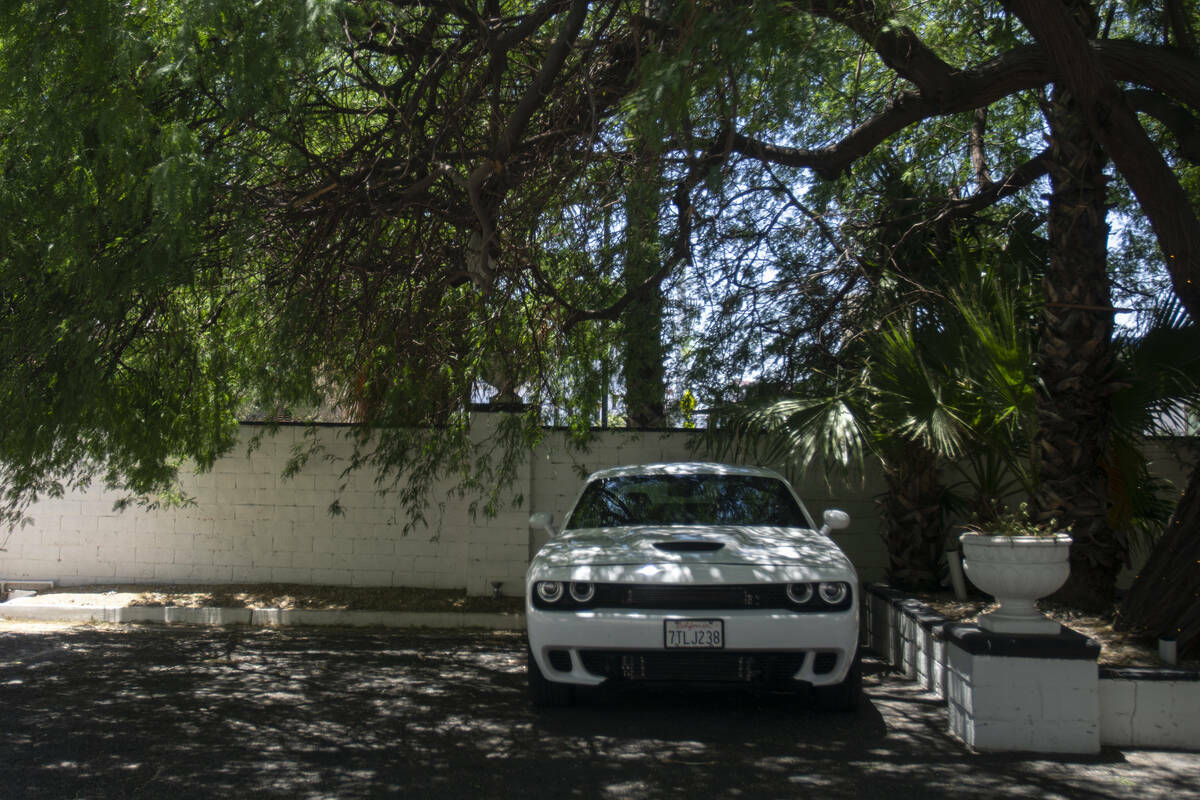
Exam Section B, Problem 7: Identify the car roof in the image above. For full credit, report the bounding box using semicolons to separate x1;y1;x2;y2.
585;462;788;482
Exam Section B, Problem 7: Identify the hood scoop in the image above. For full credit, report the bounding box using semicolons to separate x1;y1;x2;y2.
653;540;725;553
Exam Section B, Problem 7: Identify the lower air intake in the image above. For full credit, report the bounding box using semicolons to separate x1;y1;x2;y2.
578;650;807;686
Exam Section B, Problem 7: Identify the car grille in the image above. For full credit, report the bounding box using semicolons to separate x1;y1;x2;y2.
592;584;795;610
578;650;807;686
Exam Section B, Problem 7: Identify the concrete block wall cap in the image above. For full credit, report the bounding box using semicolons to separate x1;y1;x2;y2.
946;622;1101;661
2;602;526;630
1100;665;1200;682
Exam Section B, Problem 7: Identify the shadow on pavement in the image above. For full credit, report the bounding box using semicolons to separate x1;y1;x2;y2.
0;625;1196;799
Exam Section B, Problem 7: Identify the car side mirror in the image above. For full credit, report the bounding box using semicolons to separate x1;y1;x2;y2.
528;512;558;561
529;512;558;539
820;509;851;536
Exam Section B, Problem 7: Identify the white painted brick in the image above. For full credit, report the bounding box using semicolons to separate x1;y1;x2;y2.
247;458;279;476
314;475;346;493
153;562;203;582
93;515;131;534
1030;719;1100;754
275;504;315;522
971;685;1042;722
279;471;315;490
98;545;137;564
327;552;393;572
969;719;1034;752
305;568;347;585
290;552;331;570
413;556;446;574
234;472;275;491
1129;681;1200;747
353;538;395;556
211;550;253;568
134;547;174;565
215;518;257;538
56;515;99;534
213;488;245;507
430;571;464;589
271;567;315;584
313;536;353;555
251;519;292;539
234;505;277;522
293;519;335;537
230;566;275;583
272;534;312;554
394;537;439;558
174;518;215;537
187;549;217;566
346;507;397;526
212;473;238;490
1042;686;1098;723
253;489;291;507
349;569;393;587
1099;680;1136;745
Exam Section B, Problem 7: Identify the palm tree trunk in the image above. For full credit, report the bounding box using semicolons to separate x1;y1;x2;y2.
1036;75;1123;610
879;445;946;590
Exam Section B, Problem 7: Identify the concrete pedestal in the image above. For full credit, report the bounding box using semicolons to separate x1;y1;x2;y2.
945;623;1101;754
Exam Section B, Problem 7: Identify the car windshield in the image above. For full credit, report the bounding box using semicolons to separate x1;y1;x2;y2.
565;473;814;529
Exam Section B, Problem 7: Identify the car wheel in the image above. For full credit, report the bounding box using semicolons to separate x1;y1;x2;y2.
527;642;573;708
812;652;862;712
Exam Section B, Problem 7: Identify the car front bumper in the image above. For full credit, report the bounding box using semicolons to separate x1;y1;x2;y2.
526;604;859;689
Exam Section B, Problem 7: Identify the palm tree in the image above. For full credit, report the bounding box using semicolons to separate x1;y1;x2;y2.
708;260;1038;589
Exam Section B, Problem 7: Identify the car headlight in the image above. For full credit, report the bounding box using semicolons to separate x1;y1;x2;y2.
536;581;564;603
786;583;814;604
569;581;595;602
818;581;849;606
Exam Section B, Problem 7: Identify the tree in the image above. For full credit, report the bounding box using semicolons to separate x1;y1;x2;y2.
0;0;717;527
680;0;1200;607
707;239;1042;589
3;0;1200;614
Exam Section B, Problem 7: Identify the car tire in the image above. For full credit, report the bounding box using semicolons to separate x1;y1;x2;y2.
812;652;862;712
527;642;573;708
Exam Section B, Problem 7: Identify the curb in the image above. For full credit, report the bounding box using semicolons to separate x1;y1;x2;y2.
0;602;526;631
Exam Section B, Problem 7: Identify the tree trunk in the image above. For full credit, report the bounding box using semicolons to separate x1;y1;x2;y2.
879;445;946;590
1117;461;1200;659
1037;60;1123;611
621;135;667;428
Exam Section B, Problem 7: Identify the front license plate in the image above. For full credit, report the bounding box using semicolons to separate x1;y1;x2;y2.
664;618;724;649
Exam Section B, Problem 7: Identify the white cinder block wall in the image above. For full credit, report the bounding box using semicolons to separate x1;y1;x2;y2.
0;418;1184;595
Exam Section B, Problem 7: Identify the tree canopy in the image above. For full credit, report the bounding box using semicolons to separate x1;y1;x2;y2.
3;0;1200;568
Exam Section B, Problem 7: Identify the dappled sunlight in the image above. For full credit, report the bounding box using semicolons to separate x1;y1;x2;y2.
0;627;1195;798
541;527;854;581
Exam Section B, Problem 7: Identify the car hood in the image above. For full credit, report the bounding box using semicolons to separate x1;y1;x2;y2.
533;525;855;574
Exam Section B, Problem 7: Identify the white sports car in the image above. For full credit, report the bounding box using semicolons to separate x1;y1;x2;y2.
525;462;860;709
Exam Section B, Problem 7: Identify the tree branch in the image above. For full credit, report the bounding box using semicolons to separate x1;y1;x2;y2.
970;107;991;188
1006;0;1200;320
796;0;957;96
1126;89;1200;163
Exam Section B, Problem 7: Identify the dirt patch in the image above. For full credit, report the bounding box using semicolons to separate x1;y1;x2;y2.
19;583;524;614
909;590;1198;669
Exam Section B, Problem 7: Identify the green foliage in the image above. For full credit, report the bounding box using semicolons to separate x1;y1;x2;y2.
2;0;1198;547
964;501;1067;537
0;0;334;524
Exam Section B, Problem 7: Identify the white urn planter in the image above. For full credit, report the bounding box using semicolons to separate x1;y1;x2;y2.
959;532;1072;635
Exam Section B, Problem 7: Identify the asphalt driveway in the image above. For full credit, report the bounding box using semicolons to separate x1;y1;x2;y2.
0;623;1196;799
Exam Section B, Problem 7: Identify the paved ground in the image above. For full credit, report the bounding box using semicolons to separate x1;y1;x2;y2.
1;622;1197;799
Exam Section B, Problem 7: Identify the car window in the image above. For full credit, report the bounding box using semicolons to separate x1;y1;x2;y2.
565;473;814;529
